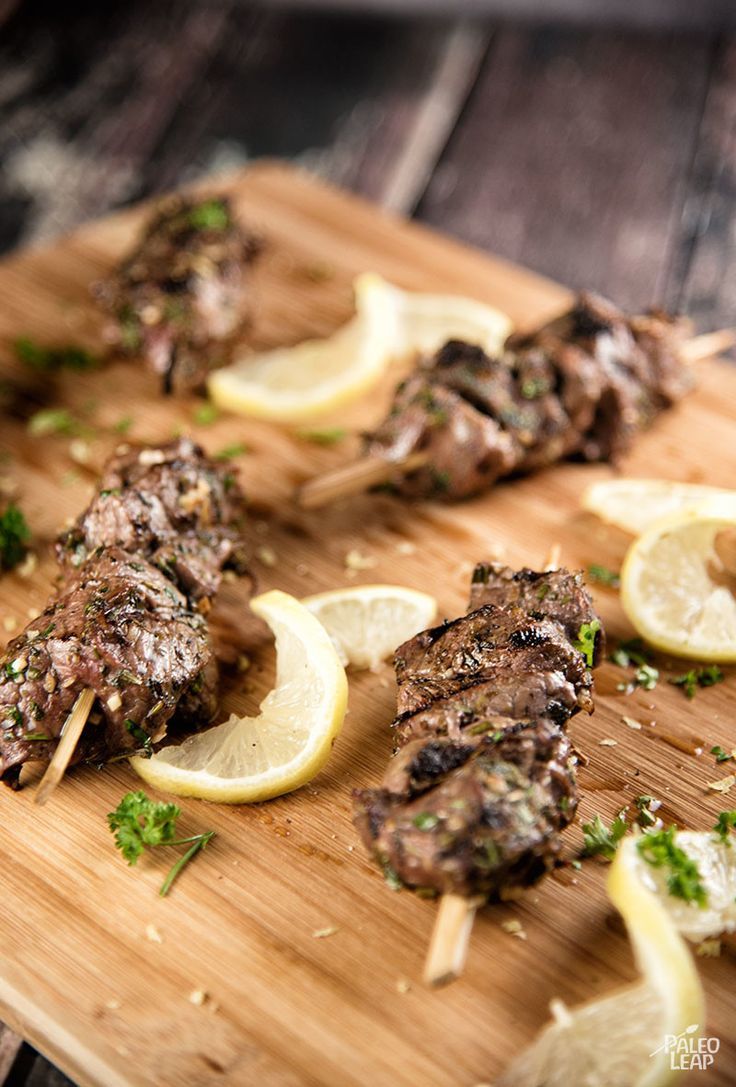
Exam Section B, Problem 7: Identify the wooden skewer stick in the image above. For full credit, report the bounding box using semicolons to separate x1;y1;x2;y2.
35;688;95;806
679;328;735;365
298;451;428;510
424;543;563;987
298;331;733;512
424;893;485;987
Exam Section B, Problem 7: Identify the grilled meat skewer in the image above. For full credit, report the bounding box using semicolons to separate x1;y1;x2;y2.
0;441;250;790
0;549;218;788
94;195;261;394
299;292;732;509
57;437;250;604
353;561;601;983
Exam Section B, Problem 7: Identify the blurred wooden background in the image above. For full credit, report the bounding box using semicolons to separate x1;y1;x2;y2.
0;1;734;1083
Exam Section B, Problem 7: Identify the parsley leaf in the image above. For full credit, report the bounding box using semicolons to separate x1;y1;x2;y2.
634;794;661;829
634;663;659;691
574;619;601;667
28;408;87;437
0;503;30;571
107;791;215;895
711;745;735;764
581;811;627;860
587;564;620;588
713;810;736;845
636;827;707;907
14;337;98;373
412;812;439;831
187;199;230;231
297;427;347;446
213;442;249;461
670;666;724;699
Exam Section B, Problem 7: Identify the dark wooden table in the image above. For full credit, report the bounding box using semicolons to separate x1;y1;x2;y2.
0;2;734;1084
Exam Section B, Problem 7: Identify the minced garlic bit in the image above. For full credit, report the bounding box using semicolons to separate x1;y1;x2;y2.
396;978;411;994
16;552;38;579
707;774;736;794
69;438;91;465
145;924;163;944
2;616;18;632
107;692;122;712
188;989;208;1006
500;919;527;939
344;549;377;572
256;545;277;567
236;654;251;673
395;541;416;556
312;926;338;939
105;998;121;1011
599;738;617;747
622;716;643;730
138;449;167;467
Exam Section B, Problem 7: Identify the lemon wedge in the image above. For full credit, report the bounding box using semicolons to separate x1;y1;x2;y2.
616;832;736;945
207;273;511;422
497;836;705;1087
583;479;735;536
130;590;348;803
620;499;736;660
302;584;437;670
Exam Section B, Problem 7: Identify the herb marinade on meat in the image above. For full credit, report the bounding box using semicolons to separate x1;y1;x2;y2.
353;563;602;898
0;440;249;788
93;195;261;394
365;292;691;500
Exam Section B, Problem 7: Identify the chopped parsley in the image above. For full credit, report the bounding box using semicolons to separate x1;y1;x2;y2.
412;812;439;831
107;791;215;896
574;619;601;667
711;746;735;764
193;402;219;426
28;408;86;438
297;427;347;446
0;503;30;571
581;811;627;860
713;810;736;845
188;199;230;231
587;564;620;588
633;794;661;829
213;442;249;461
124;719;153;758
14;337;98;373
633;663;659;691
636;827;707;907
113;415;133;434
609;638;651;669
670;666;724;700
520;377;549;400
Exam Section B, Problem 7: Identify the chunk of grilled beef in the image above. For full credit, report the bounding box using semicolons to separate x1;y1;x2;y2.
393;604;593;720
353;719;577;896
56;438;250;603
365;371;518;500
364;292;691;502
0;549;218;788
468;562;603;660
93;195;261;394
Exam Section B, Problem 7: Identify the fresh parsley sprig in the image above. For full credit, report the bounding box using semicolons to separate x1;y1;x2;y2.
713;810;736;845
108;791;215;896
581;811;627;860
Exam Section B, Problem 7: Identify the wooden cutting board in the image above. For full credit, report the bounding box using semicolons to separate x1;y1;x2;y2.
0;163;734;1087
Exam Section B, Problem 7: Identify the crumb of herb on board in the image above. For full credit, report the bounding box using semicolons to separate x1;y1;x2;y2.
107;791;215;896
587;564;620;588
297;426;347;446
711;746;735;764
213;441;249;461
712;810;736;843
193;402;219;426
670;666;724;699
0;503;31;571
14;337;99;373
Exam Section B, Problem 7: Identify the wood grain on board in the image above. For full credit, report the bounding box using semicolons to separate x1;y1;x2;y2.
0;163;734;1087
